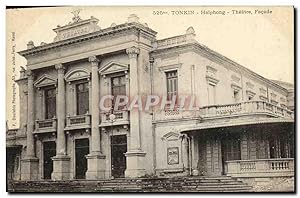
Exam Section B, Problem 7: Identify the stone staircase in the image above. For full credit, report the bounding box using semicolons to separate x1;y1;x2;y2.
142;176;253;192
8;176;252;192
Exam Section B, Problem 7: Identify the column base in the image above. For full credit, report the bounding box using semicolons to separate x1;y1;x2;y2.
125;150;146;178
21;157;39;180
51;155;71;180
86;153;106;179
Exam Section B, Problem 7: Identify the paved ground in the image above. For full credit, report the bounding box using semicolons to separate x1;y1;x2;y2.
252;178;294;192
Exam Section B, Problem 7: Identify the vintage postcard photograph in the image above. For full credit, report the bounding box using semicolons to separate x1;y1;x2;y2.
5;6;295;192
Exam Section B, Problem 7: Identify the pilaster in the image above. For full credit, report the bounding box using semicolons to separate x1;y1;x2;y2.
124;47;146;178
52;63;71;180
86;56;106;179
21;69;39;180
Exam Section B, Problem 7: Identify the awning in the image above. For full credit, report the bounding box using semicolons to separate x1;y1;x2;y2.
180;117;294;133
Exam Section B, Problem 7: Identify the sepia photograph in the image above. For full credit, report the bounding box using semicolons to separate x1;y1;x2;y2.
5;6;295;193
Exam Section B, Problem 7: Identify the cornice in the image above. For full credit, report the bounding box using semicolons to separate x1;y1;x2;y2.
18;22;157;57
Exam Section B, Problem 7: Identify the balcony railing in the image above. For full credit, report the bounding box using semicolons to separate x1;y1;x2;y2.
155;109;201;121
226;158;294;177
199;101;294;119
34;118;57;133
156;35;187;48
154;32;196;50
65;114;91;130
100;110;129;127
154;101;293;122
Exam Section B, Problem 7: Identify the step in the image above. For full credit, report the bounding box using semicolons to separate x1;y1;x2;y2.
8;176;253;193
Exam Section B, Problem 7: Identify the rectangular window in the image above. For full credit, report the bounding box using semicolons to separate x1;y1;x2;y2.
269;135;290;158
233;90;240;103
221;134;241;161
208;84;216;105
111;75;126;110
166;70;178;101
76;82;89;115
45;87;56;119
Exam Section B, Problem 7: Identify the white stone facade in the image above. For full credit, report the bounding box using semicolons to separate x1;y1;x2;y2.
6;14;294;181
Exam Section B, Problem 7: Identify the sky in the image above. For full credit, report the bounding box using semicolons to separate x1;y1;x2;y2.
6;6;294;128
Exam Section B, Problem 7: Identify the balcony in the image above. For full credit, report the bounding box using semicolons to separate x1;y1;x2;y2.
100;110;129;127
226;158;294;177
199;101;294;119
34;118;57;134
155;109;201;122
65;114;91;130
154;101;294;125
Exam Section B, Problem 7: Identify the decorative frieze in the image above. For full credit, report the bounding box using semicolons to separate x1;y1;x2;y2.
126;46;140;58
26;69;34;80
88;55;100;66
55;63;65;74
53;15;100;42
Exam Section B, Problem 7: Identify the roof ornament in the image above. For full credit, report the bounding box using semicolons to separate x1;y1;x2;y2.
127;14;140;23
186;26;195;35
71;8;82;23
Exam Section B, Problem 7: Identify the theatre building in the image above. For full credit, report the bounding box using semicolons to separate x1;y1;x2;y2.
6;14;294;182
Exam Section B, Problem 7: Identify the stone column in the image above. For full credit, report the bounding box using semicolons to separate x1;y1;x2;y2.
21;69;39;180
125;46;146;178
52;63;70;180
86;56;106;179
182;136;189;172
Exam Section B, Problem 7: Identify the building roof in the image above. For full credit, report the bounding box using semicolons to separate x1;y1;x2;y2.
152;32;290;94
18;14;157;57
17;14;292;94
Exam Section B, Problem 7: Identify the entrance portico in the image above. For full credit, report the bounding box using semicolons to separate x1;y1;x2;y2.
184;121;294;178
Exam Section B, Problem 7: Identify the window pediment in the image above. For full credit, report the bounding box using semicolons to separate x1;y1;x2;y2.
99;61;129;76
158;63;182;72
161;132;180;141
246;90;256;97
64;68;91;82
231;84;242;91
206;76;219;86
34;74;57;88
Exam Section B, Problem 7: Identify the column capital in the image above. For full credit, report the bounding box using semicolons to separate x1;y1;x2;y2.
126;46;140;58
26;69;34;80
55;63;65;74
88;56;100;67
